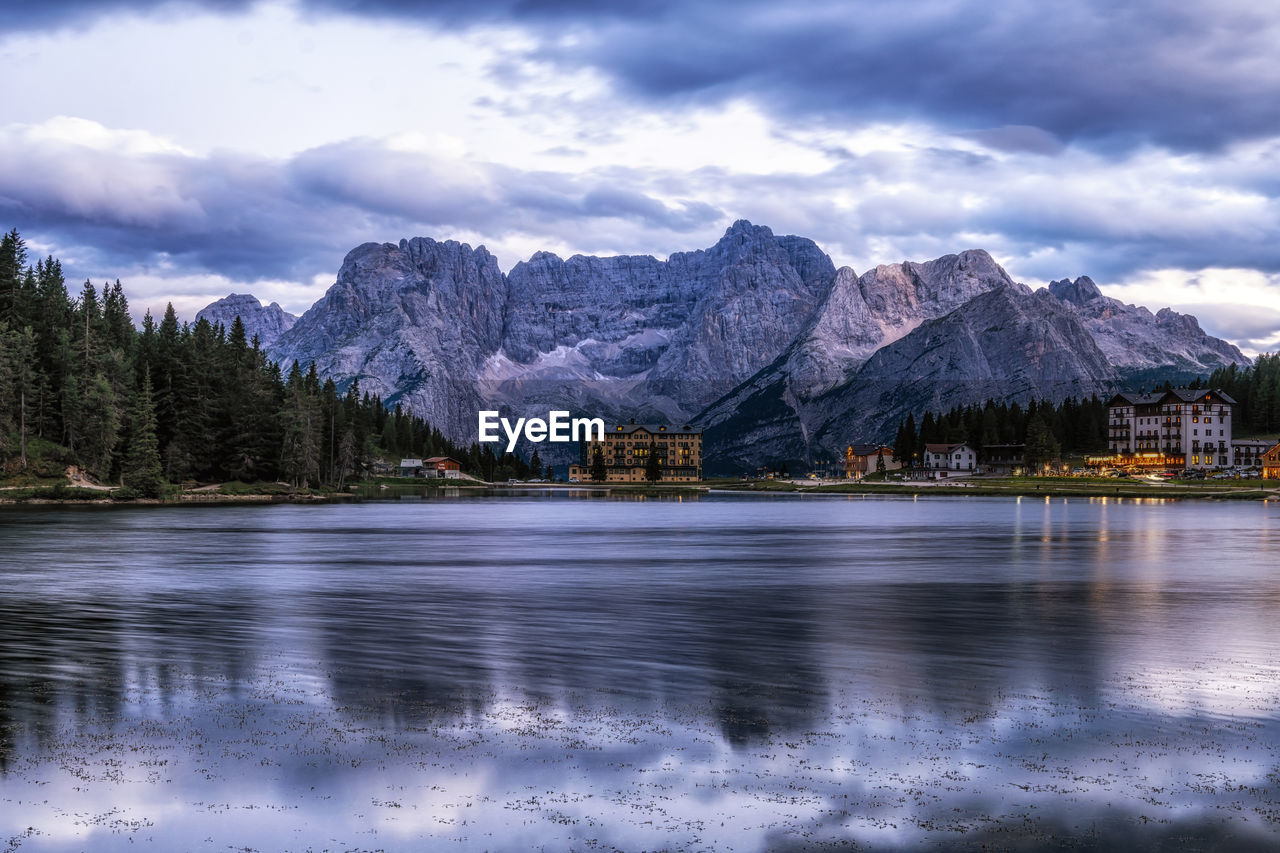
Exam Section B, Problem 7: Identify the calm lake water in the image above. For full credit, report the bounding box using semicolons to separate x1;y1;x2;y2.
2;492;1279;851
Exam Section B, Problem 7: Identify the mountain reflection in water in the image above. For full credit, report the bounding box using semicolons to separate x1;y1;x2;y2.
1;494;1279;850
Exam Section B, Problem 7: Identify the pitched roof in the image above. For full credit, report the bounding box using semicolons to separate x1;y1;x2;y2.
399;458;423;467
846;444;892;456
424;456;460;464
925;442;971;453
1163;388;1238;405
1109;388;1238;406
607;423;699;435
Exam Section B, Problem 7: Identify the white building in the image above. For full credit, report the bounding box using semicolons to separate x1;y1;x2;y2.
923;442;977;474
1231;438;1273;469
1106;388;1236;470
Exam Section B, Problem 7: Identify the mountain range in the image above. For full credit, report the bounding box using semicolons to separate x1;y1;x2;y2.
197;222;1250;471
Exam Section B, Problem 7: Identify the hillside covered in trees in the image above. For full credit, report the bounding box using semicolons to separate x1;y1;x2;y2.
0;229;539;495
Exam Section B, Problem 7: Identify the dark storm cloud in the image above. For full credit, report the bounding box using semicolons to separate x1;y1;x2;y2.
8;1;1279;153
0;129;722;284
0;0;254;30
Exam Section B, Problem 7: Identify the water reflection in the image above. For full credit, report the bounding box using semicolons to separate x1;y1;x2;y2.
0;496;1278;850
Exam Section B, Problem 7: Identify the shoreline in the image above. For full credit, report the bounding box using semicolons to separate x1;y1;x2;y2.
2;477;1278;505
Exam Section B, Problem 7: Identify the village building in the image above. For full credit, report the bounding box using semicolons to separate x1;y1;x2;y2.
983;444;1025;475
922;442;977;475
1231;438;1273;470
843;444;899;479
1106;388;1236;470
568;423;702;483
423;456;463;478
1264;443;1280;480
398;458;424;477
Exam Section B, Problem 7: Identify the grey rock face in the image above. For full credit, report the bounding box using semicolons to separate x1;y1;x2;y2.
699;262;1250;471
259;222;834;451
1043;277;1248;377
811;285;1119;450
268;238;508;440
648;221;834;410
200;222;1250;471
781;249;1016;401
195;293;296;348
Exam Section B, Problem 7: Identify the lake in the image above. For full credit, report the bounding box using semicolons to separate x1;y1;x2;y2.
2;492;1279;851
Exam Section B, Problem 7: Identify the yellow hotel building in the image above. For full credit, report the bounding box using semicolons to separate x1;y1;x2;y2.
568;422;702;483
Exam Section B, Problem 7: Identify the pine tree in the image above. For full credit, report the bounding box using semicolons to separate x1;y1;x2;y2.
337;427;357;488
0;229;28;325
80;372;122;477
1024;414;1060;473
281;385;321;489
590;445;607;482
644;440;661;482
9;326;36;468
124;370;165;497
895;414;916;465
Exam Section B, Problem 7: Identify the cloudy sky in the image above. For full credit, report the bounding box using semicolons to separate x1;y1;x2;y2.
2;0;1279;353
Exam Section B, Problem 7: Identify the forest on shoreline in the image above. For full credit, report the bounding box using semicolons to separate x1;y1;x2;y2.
0;229;547;495
3;228;1276;495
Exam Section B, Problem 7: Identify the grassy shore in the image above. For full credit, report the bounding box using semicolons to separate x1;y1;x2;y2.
707;475;1280;500
4;473;1277;504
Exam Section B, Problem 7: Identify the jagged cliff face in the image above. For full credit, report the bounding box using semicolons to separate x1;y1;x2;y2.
200;221;1251;470
1047;276;1245;377
773;249;1018;402
810;285;1120;453
271;238;508;439
699;262;1250;471
195;294;296;348
267;222;833;443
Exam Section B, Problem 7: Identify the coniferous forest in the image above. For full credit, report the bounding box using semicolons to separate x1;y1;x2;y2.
0;228;544;494
891;361;1279;471
3;227;1277;490
890;396;1111;468
1209;356;1280;436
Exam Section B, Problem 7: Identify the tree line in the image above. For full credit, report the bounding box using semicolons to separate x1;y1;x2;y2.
1208;356;1280;436
890;395;1112;469
889;357;1279;473
0;228;531;494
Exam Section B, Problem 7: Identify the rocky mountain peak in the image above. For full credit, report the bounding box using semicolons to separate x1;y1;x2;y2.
857;249;1013;329
719;219;773;243
1047;276;1103;305
194;293;297;348
1155;306;1203;335
199;223;1251;470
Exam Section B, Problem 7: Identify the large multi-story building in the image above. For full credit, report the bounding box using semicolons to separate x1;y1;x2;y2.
568;422;702;483
1106;388;1236;470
